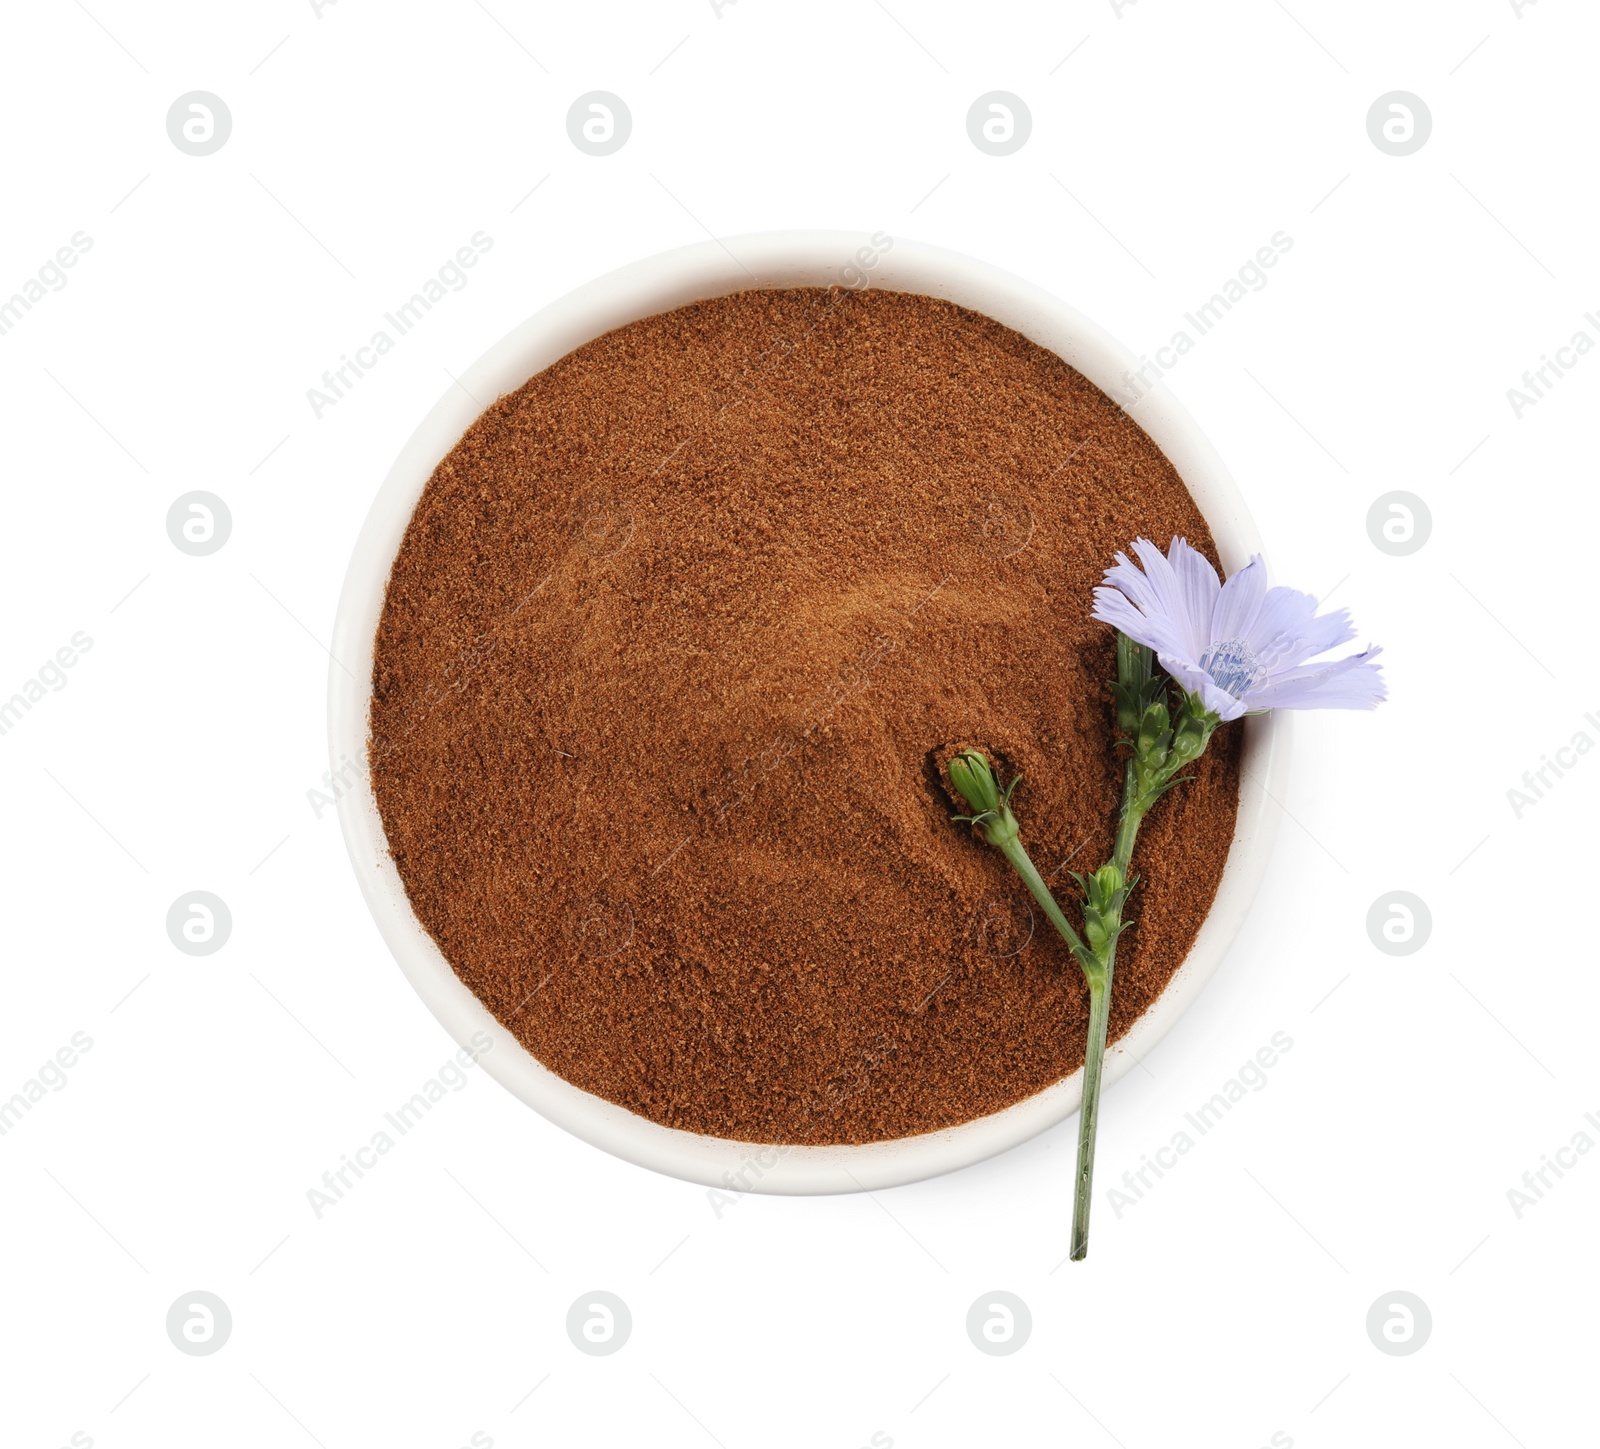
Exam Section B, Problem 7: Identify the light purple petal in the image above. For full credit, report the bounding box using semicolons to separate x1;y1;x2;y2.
1168;538;1221;658
1275;606;1358;670
1090;586;1189;659
1162;656;1249;721
1247;647;1386;711
1093;539;1208;664
1208;555;1266;646
1243;585;1322;669
1098;550;1167;621
1129;537;1204;660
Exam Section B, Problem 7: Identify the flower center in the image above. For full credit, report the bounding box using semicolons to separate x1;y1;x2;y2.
1200;638;1264;698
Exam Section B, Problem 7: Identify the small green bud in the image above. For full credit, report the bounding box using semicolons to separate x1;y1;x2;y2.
1115;693;1140;738
1168;693;1221;768
1076;863;1129;960
1115;633;1164;744
1089;864;1124;912
947;749;1003;817
948;749;1022;849
1137;699;1171;762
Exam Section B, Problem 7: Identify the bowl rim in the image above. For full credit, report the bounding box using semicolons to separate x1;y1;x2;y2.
329;229;1288;1195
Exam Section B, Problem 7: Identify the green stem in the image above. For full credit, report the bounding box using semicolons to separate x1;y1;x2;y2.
993;821;1117;1261
995;836;1091;968
1067;678;1220;1258
1071;957;1113;1261
1111;759;1145;878
944;709;1219;1262
1069;758;1145;1260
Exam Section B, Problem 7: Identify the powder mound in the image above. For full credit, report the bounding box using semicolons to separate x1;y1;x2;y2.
370;286;1241;1146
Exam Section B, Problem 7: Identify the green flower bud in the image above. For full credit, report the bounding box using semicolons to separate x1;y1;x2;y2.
1138;699;1171;763
1076;863;1129;958
947;749;1002;817
948;749;1023;849
1168;693;1221;768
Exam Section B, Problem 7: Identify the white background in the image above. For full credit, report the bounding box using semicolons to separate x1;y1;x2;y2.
2;1;1596;1445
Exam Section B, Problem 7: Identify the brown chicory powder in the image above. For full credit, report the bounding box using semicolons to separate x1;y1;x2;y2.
369;286;1241;1146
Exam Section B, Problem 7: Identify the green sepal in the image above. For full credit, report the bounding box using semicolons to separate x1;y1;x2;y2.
947;750;1021;850
948;749;1003;816
1069;862;1133;961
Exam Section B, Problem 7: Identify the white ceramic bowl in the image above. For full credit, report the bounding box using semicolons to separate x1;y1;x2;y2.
330;231;1288;1194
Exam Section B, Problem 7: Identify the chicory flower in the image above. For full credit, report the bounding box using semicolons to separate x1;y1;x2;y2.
1090;536;1385;722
